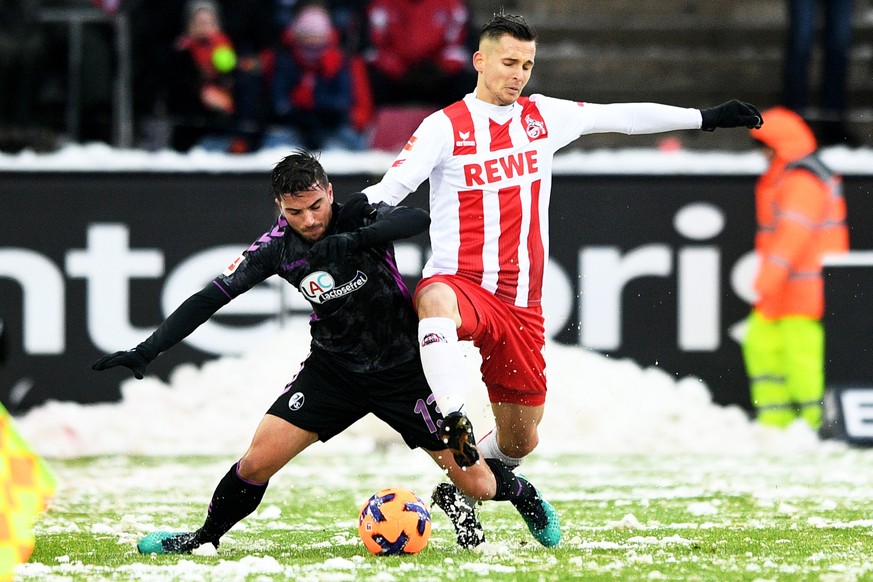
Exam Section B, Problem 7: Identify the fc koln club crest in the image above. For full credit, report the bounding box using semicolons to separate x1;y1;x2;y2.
524;114;547;139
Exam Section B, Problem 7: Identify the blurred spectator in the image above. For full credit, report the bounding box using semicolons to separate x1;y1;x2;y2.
167;0;244;152
132;0;274;151
0;0;51;152
782;0;860;146
262;3;371;151
215;0;277;150
743;106;849;430
364;0;474;107
274;0;367;53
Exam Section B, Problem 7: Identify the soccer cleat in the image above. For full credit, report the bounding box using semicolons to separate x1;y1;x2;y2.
514;482;562;548
440;411;480;468
137;530;214;555
431;482;485;548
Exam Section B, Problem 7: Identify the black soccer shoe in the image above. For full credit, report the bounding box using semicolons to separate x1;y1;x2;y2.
432;482;485;549
440;411;479;468
137;530;217;555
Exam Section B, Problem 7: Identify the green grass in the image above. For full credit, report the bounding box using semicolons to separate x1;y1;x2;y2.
19;449;873;581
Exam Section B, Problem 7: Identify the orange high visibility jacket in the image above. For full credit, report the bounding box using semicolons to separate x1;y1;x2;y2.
750;107;849;319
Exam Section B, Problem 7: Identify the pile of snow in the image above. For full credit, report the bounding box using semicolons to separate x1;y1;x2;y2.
16;327;831;459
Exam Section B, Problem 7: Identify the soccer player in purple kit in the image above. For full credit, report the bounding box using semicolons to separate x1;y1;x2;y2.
92;149;560;553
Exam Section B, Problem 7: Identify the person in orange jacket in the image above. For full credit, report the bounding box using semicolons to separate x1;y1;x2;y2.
743;106;849;429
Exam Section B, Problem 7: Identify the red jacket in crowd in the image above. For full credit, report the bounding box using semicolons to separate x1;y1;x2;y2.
365;0;469;80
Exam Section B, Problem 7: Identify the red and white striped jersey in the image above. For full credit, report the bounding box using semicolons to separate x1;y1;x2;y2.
364;93;702;307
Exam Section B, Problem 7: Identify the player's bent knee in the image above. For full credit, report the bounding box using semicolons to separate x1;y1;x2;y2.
516;437;539;458
415;283;458;319
237;451;280;484
500;432;539;459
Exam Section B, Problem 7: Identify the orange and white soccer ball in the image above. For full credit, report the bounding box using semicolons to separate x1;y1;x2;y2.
357;487;432;555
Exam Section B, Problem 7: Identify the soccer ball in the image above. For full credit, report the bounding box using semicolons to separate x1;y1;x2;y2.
357;487;432;555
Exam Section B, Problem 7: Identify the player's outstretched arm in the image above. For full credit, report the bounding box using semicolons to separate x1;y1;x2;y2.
91;283;230;379
308;193;430;263
700;100;763;131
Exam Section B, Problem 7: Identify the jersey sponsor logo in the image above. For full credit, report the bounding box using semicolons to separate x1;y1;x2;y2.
299;270;368;304
462;150;539;186
300;271;335;302
222;253;245;276
420;332;447;347
456;130;476;148
288;391;305;411
391;158;406;168
403;136;417;151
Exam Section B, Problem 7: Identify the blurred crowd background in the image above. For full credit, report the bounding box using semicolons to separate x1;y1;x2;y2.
1;0;871;155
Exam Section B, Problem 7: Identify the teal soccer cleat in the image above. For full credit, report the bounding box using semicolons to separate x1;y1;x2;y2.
524;494;561;547
137;531;207;554
515;481;561;547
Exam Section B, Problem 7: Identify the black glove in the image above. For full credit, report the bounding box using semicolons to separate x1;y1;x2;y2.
307;231;363;264
336;193;376;231
91;345;154;379
700;100;763;131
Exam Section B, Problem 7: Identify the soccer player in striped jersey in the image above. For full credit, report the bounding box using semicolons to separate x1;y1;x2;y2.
363;12;763;546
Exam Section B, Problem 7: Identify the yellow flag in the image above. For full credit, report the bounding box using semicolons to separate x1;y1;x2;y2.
0;402;56;581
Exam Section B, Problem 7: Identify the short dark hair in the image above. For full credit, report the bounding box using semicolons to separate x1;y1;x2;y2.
271;149;329;198
480;13;536;43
